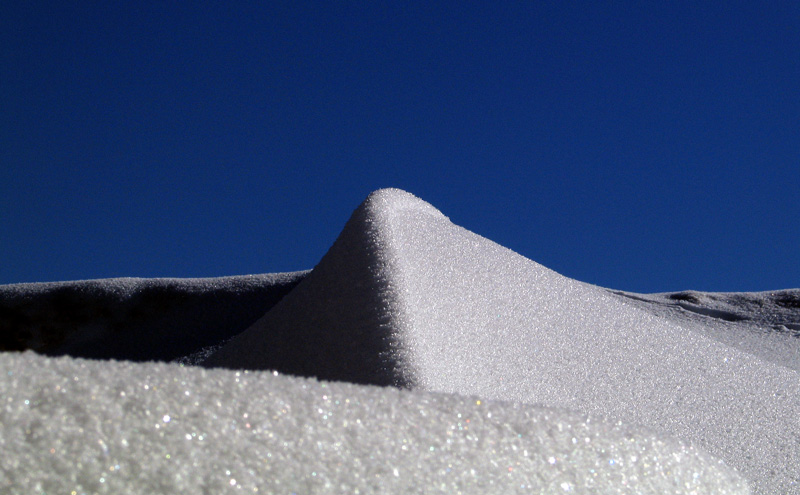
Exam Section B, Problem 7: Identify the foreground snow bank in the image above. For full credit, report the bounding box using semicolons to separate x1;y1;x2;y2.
0;351;747;494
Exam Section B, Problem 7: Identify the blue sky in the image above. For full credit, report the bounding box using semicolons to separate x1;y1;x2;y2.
2;2;798;292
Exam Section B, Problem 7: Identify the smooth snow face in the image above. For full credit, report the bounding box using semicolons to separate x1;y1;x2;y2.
0;351;749;495
610;289;800;371
206;189;798;494
382;196;800;494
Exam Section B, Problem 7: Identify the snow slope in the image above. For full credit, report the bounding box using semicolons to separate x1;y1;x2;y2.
2;188;798;493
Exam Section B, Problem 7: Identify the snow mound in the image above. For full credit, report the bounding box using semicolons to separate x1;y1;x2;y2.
201;190;439;386
205;189;798;494
0;351;748;494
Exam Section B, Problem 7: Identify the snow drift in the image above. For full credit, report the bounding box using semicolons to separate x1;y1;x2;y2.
2;188;799;493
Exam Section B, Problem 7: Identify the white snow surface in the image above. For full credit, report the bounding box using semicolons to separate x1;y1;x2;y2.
1;351;747;494
2;188;799;493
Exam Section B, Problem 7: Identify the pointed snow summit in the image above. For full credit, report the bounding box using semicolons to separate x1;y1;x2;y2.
202;189;441;386
204;188;798;494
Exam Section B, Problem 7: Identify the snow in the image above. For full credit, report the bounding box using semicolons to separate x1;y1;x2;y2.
2;188;798;493
0;272;307;361
0;351;747;494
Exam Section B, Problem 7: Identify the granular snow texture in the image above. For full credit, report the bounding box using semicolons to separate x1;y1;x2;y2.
0;351;748;494
0;272;307;361
3;188;798;493
206;189;798;494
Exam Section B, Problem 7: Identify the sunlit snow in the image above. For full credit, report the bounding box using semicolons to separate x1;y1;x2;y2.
2;189;798;494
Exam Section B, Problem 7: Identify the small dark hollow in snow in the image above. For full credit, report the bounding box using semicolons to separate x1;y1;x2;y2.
676;302;747;322
668;292;702;304
774;293;800;309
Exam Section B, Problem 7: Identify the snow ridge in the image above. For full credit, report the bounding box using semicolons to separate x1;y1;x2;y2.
202;189;443;387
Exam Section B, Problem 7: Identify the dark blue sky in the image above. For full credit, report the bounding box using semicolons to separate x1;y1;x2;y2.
2;2;798;292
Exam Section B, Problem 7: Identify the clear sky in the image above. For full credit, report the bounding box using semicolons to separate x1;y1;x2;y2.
2;2;798;292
